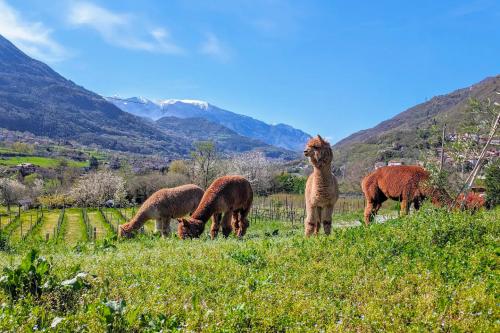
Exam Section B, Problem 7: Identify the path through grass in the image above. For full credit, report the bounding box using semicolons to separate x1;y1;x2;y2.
87;209;114;240
61;208;86;245
36;209;61;241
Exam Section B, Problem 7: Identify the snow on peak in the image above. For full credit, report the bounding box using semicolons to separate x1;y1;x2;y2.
158;99;210;110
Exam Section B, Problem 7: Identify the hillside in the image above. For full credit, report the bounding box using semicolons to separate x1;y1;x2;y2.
107;97;312;151
333;75;500;191
155;116;297;158
0;34;194;157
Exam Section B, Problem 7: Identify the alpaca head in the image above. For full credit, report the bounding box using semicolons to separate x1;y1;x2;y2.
427;187;452;207
177;218;204;239
118;224;134;239
304;135;333;168
420;183;452;207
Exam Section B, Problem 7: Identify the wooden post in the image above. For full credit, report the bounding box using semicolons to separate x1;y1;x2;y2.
46;233;49;241
94;227;97;240
439;124;446;172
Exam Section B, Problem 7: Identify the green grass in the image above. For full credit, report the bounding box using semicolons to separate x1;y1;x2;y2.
35;209;61;241
8;210;39;242
0;156;87;168
87;209;114;240
61;208;87;245
0;206;497;331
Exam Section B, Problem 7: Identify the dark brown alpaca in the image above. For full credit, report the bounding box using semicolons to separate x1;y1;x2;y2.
361;165;450;225
177;175;253;239
118;184;204;238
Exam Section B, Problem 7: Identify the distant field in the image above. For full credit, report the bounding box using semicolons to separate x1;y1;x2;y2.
0;156;87;168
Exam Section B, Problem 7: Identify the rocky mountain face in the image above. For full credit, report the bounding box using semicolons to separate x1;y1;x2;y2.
107;97;311;151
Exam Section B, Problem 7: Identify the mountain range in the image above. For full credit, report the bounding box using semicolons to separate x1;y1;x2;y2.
0;34;303;159
106;97;311;151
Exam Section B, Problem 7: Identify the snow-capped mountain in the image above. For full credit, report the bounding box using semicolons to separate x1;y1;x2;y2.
106;97;311;151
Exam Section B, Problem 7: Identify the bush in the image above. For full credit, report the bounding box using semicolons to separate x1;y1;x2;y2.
38;194;74;208
273;173;307;194
484;159;500;207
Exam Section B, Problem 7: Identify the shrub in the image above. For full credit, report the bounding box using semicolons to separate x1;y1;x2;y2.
38;194;74;208
273;173;307;194
484;159;500;207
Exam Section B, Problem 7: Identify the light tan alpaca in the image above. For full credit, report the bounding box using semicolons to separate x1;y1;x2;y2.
304;135;339;236
118;184;204;238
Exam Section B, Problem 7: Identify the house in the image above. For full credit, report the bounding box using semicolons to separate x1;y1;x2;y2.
388;160;404;166
374;162;386;169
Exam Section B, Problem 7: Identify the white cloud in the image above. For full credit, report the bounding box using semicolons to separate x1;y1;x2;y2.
0;0;67;62
200;32;231;62
67;1;183;54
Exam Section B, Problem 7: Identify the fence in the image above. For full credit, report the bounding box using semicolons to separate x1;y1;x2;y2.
250;195;365;224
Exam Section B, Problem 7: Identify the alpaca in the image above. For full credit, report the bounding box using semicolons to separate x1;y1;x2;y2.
177;175;253;239
361;165;451;225
304;135;339;237
118;184;204;238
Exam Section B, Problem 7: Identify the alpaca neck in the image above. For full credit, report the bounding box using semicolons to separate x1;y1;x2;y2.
312;163;332;180
124;209;149;231
191;205;213;224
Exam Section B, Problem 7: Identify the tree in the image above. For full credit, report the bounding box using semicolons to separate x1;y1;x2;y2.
190;141;220;188
0;178;26;211
484;159;500;208
126;172;190;203
168;160;190;177
89;156;99;171
228;152;276;194
70;170;127;207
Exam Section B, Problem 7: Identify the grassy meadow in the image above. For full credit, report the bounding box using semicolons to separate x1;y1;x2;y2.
0;204;497;332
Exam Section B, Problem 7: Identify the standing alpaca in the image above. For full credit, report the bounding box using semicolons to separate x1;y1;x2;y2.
303;135;339;236
118;184;204;238
361;165;451;225
177;175;253;239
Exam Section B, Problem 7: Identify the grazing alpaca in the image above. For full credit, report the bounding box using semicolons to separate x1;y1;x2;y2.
304;135;339;237
118;184;204;238
177;175;253;239
361;165;451;225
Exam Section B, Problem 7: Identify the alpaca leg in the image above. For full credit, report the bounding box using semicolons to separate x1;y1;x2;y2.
221;211;233;238
304;204;319;237
155;218;170;237
364;201;374;226
314;207;321;236
231;211;240;235
400;198;410;216
321;205;334;235
413;199;421;211
210;213;222;240
236;208;250;238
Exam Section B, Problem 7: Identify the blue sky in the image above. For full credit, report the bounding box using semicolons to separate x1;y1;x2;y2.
1;0;499;143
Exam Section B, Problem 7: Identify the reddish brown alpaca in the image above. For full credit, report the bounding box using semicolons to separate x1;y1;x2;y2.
361;165;450;225
177;175;253;239
118;184;204;238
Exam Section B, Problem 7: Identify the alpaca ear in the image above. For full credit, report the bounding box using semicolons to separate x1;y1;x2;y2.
317;134;325;143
